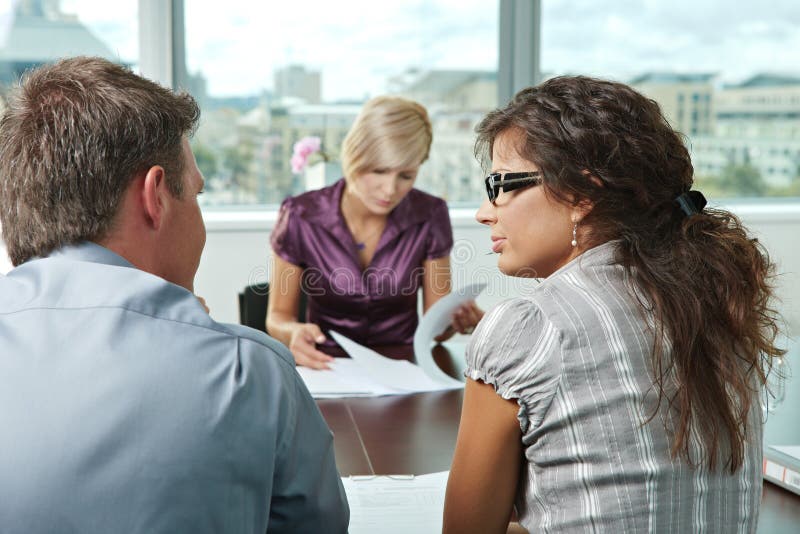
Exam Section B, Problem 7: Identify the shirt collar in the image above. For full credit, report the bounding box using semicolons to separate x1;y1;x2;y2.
549;239;620;279
45;241;136;269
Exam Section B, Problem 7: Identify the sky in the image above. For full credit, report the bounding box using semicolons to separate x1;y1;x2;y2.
7;0;800;100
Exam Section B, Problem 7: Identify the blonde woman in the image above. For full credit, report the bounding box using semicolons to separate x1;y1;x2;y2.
268;96;482;368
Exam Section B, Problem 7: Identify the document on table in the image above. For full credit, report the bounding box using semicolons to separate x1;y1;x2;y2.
297;332;463;398
298;283;486;397
343;471;449;534
297;354;443;398
295;359;380;397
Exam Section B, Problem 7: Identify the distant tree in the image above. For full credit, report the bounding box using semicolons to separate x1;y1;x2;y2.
222;144;254;187
692;174;726;198
192;142;218;180
717;163;767;197
767;176;800;197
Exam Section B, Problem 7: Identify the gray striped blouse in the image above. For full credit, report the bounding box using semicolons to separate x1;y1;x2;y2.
465;241;762;533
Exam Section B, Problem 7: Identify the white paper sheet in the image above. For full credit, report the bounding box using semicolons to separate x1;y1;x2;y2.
296;359;390;397
328;331;461;394
413;282;487;385
343;471;449;534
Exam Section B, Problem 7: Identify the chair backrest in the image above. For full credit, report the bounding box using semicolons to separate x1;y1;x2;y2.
238;283;307;333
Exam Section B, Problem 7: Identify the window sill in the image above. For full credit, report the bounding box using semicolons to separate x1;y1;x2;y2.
201;201;800;232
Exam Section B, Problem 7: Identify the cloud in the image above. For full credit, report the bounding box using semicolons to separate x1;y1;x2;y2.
182;0;498;99
58;0;800;99
541;0;800;82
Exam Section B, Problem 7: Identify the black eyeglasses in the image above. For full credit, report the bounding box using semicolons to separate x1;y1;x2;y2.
484;172;543;203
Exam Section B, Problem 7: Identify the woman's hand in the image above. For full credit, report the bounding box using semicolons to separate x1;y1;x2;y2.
289;323;335;370
435;300;485;342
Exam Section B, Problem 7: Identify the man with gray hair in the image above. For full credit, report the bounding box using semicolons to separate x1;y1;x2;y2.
0;56;348;533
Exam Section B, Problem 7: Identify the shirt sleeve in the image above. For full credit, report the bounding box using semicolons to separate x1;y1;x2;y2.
425;198;453;260
270;197;304;266
464;297;563;435
268;361;350;533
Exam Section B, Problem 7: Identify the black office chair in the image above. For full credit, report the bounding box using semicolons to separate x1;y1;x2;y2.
238;282;307;333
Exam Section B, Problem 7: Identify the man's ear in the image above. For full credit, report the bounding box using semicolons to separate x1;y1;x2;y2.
141;165;168;230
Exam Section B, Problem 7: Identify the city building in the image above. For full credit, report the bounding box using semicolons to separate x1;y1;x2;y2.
391;68;497;112
274;64;321;105
693;74;800;188
630;72;716;136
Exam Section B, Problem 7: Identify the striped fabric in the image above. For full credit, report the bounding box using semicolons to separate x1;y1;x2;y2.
465;241;762;533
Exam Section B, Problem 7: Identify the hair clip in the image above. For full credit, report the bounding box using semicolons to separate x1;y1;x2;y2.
675;190;707;217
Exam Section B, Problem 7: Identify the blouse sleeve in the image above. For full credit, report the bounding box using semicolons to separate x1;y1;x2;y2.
425;198;453;260
270;197;304;267
465;297;563;435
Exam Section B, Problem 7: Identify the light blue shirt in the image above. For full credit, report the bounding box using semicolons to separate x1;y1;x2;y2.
0;242;349;533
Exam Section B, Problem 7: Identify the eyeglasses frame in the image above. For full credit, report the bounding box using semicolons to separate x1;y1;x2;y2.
484;171;543;203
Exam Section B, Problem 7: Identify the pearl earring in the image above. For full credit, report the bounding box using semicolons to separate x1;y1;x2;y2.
571;223;578;247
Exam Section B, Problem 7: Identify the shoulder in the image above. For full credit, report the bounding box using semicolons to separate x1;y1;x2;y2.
219;322;296;370
398;189;452;257
466;296;562;389
272;181;343;262
469;296;554;357
6;255;298;384
279;179;342;220
534;243;636;326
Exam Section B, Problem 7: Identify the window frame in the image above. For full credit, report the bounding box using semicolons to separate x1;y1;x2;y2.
138;0;799;214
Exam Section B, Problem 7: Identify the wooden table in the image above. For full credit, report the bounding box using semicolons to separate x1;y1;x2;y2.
317;344;800;533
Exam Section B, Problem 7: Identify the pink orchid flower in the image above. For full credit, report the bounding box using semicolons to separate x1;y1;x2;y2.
290;136;323;173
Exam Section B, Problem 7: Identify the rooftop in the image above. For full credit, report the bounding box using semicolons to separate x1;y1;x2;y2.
0;14;116;62
629;72;716;85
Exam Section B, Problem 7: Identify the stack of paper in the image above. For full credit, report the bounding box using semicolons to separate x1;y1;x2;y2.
342;471;450;534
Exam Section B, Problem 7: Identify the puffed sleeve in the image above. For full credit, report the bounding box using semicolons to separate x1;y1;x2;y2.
465;297;563;435
270;197;304;266
425;198;453;260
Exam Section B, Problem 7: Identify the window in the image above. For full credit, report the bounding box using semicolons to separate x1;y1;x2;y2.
541;0;800;199
183;1;499;208
0;0;137;94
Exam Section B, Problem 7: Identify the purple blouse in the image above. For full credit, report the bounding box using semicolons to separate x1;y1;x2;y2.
270;178;453;349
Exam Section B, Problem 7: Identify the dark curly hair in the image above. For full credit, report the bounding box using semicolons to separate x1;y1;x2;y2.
476;75;784;473
0;56;200;266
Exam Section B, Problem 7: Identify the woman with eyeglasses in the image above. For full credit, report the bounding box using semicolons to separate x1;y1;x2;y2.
267;96;483;369
443;76;783;533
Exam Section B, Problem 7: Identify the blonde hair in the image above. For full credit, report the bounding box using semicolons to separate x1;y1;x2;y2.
341;95;433;180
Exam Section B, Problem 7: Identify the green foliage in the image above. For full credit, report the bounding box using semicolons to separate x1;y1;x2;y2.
192;142;218;179
222;144;254;186
717;162;768;197
694;163;800;199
